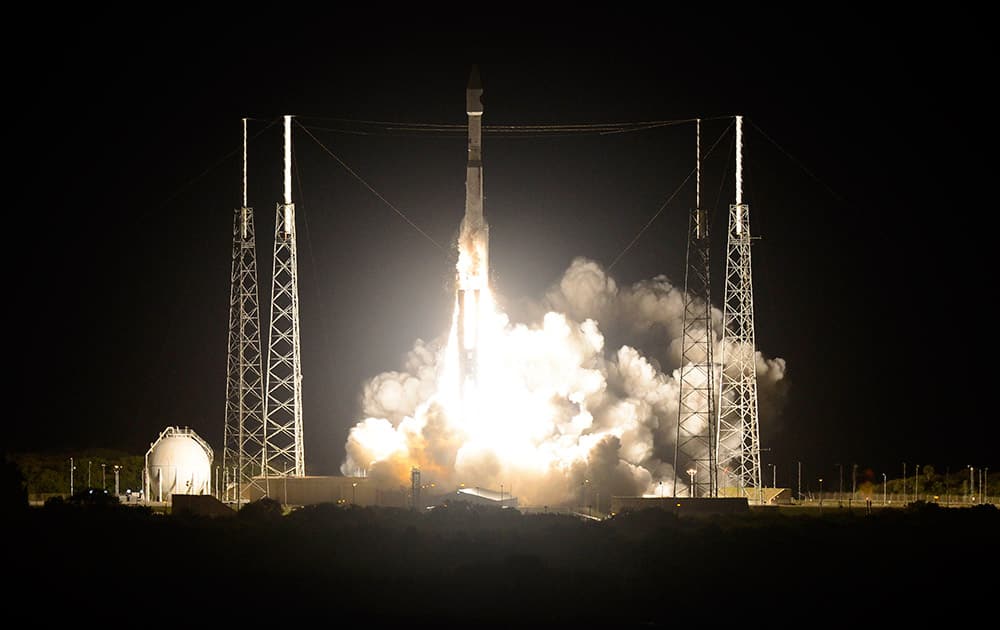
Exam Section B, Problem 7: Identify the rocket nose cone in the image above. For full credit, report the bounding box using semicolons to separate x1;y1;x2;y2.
467;65;482;90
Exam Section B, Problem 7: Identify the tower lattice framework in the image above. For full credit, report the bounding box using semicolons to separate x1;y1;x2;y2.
223;118;265;502
673;119;717;498
716;115;762;503
263;115;305;478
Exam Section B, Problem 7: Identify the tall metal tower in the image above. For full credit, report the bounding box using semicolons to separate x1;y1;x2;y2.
716;115;762;503
673;119;717;498
263;115;305;479
223;118;266;502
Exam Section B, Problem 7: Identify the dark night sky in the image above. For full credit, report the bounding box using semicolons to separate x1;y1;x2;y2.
12;12;996;483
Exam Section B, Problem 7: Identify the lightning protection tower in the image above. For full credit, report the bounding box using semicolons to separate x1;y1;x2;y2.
673;119;717;498
263;115;305;479
223;118;266;503
716;115;762;504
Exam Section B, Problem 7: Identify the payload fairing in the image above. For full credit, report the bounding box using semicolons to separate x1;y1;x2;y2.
456;66;488;394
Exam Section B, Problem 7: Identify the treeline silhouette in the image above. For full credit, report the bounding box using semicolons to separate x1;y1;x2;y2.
7;488;997;626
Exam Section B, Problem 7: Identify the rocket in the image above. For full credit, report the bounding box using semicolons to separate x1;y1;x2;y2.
457;66;488;393
461;65;486;261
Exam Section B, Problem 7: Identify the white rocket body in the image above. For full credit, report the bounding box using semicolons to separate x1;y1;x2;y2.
457;67;487;391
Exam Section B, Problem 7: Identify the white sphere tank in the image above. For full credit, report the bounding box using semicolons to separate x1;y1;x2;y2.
145;426;213;502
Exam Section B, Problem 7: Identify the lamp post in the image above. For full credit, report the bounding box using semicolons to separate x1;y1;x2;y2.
101;463;106;490
797;461;802;503
818;478;824;507
658;481;663;498
985;468;990;504
88;460;92;489
945;466;950;505
882;472;887;505
914;464;919;502
687;468;697;498
113;465;121;496
838;464;843;506
968;465;973;504
902;463;907;503
852;463;858;504
352;481;357;505
69;458;76;496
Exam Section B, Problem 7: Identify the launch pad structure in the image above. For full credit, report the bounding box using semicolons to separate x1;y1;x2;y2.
222;119;266;502
262;116;306;480
221;68;766;507
673;115;764;504
673;119;717;499
715;116;763;504
223;116;306;506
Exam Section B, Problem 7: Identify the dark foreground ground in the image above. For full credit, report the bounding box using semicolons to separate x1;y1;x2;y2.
8;499;998;626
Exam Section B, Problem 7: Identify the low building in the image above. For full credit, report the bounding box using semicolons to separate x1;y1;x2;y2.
241;475;410;508
447;486;518;508
717;486;793;505
610;496;749;516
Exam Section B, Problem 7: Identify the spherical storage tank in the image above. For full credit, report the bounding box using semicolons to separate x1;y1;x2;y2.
145;426;213;502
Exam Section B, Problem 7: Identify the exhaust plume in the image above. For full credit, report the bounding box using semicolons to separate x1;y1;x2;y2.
341;256;787;508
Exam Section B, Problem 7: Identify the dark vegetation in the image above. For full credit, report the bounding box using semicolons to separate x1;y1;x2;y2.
10;450;144;498
6;457;997;627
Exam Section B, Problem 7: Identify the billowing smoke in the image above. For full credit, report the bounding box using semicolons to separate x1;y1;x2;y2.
341;256;787;508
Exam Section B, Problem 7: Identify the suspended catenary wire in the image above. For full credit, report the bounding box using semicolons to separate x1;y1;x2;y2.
156;119;278;210
749;120;851;208
296;115;733;138
161;114;747;271
607;118;735;271
295;120;448;253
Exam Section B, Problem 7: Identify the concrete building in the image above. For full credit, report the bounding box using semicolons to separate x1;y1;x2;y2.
610;496;749;516
447;486;518;508
242;475;410;508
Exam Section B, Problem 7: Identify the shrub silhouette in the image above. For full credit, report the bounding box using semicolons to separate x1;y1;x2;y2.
237;496;284;522
2;455;28;513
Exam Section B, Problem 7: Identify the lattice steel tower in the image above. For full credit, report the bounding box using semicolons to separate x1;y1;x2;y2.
716;115;762;503
263;115;305;478
673;119;717;498
223;118;265;502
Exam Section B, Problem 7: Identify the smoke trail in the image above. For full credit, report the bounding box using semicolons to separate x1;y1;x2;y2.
341;256;787;507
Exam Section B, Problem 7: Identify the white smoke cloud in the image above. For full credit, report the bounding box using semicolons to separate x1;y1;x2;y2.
340;256;787;508
543;257;618;324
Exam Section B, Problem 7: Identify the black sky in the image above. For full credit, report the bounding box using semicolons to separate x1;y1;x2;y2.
13;12;996;483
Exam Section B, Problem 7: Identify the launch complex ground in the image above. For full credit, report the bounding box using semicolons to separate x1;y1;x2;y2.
213;66;780;515
14;485;996;625
158;475;994;519
167;66;984;523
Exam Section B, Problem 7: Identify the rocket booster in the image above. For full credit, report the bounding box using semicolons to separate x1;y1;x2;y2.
460;65;488;287
457;66;488;392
